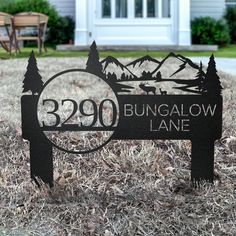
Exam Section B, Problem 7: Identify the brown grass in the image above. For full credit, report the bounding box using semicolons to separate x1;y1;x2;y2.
0;57;235;235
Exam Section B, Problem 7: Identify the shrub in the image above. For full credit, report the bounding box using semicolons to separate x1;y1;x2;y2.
47;16;75;44
191;17;230;45
224;7;236;43
0;0;74;44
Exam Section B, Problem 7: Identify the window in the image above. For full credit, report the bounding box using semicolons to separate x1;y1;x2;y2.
135;0;143;18
135;0;171;18
101;0;170;19
147;0;158;17
226;0;236;7
116;0;127;18
102;0;111;18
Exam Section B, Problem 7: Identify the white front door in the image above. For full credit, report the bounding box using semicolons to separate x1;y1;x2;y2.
89;0;177;45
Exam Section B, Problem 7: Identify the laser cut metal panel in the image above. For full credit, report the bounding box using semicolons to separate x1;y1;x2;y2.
21;42;222;187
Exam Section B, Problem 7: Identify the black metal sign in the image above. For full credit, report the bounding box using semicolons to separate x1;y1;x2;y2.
21;42;222;187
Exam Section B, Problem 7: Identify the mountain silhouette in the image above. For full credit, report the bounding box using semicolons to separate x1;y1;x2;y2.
126;55;161;67
152;52;200;77
101;56;126;71
126;55;161;79
101;56;137;79
100;53;203;91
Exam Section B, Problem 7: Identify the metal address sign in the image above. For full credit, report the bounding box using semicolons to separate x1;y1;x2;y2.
21;42;222;187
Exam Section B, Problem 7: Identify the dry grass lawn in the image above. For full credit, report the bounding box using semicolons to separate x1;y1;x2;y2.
0;57;236;235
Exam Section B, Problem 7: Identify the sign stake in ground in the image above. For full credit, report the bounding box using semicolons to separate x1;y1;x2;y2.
21;42;222;187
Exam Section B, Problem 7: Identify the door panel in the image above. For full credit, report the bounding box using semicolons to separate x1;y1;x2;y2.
91;0;177;45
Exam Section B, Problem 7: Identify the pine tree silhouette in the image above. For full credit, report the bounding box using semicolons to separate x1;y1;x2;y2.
195;62;205;91
202;54;222;95
111;72;117;81
107;72;112;80
142;71;147;79
22;51;44;95
121;72;126;80
86;41;104;77
155;71;162;81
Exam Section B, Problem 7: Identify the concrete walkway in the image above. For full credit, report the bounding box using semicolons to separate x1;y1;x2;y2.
189;57;236;76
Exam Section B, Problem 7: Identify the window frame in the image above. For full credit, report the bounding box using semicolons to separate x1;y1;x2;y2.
226;0;236;7
100;0;171;19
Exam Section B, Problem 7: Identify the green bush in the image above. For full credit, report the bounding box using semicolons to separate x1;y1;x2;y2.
47;16;75;44
191;17;230;45
224;7;236;43
0;0;74;44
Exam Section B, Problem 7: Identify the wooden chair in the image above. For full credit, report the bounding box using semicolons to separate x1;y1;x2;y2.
12;12;48;53
0;12;14;53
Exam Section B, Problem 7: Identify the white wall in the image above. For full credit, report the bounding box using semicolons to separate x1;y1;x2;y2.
191;0;225;19
48;0;75;19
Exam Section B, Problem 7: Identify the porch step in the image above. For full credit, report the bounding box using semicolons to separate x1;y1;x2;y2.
56;44;218;52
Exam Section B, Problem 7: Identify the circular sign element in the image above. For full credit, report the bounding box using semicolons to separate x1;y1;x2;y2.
37;69;119;154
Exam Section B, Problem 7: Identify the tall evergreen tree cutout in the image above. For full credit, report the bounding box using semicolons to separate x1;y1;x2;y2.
196;61;205;92
202;54;222;96
23;51;44;95
86;41;104;78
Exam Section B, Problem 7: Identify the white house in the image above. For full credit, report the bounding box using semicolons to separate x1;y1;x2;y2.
49;0;235;47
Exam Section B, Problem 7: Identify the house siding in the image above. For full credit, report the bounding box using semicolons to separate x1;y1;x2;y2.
191;0;225;19
49;0;225;21
48;0;75;19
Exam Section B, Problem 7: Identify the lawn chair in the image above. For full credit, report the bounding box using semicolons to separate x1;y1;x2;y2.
12;12;48;53
0;12;14;53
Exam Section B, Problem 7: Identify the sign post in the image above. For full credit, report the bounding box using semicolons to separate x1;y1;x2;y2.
21;42;223;187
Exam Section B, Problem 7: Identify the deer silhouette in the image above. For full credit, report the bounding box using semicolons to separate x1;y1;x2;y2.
159;88;167;95
139;83;156;95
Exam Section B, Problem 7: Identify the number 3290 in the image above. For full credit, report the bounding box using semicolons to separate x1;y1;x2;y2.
41;99;118;128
